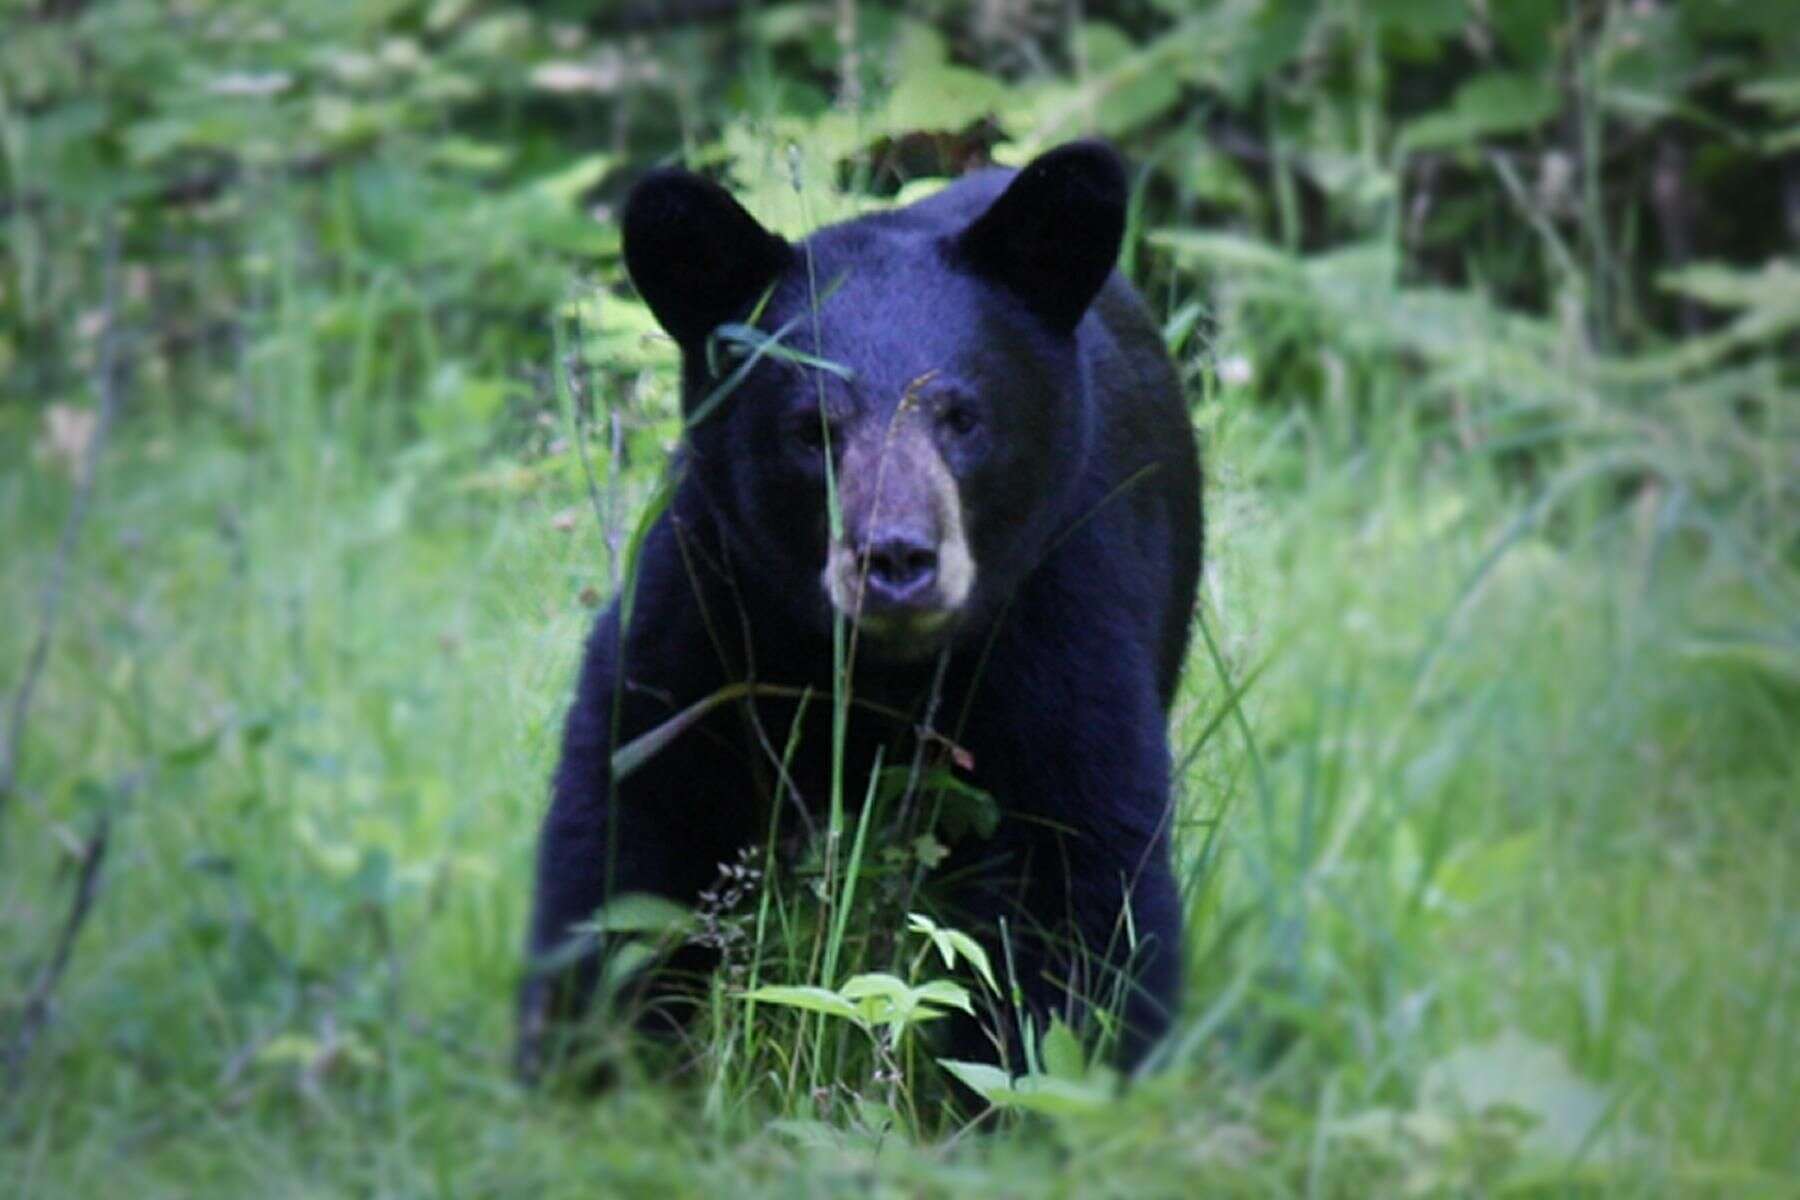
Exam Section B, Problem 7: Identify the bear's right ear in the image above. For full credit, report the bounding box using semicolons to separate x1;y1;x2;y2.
622;168;793;349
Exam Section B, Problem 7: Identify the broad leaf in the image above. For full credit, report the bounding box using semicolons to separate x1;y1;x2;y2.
937;1060;1114;1117
740;986;861;1023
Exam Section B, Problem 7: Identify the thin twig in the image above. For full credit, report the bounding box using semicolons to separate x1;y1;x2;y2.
0;217;126;811
560;299;625;593
0;214;129;1104
1651;136;1701;336
2;813;112;1099
835;0;861;111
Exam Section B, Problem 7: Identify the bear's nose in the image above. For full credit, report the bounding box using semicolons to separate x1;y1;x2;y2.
862;536;938;608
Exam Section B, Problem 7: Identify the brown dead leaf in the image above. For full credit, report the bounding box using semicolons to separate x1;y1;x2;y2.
35;404;98;481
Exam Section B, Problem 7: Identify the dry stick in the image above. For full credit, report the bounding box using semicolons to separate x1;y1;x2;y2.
1;217;126;1099
835;0;861;112
3;810;113;1098
558;306;618;587
1651;137;1701;337
0;220;126;810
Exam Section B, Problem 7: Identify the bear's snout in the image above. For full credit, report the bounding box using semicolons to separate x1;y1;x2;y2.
821;420;975;646
861;534;939;609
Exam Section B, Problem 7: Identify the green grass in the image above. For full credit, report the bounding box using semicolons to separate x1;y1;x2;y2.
3;213;1796;1196
5;16;1800;1178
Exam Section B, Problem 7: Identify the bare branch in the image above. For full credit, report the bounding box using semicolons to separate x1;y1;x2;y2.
2;813;112;1100
0;218;125;810
0;213;129;1105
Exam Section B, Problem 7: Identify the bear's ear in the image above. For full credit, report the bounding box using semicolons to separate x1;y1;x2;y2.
955;140;1127;334
622;168;793;348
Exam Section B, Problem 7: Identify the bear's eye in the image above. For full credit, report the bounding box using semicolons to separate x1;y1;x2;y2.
791;415;832;454
940;402;981;437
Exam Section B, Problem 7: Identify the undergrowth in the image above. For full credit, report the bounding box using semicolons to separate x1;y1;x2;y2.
4;4;1797;1197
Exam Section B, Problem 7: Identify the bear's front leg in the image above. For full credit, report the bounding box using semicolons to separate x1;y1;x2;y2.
944;649;1185;1074
942;818;1182;1075
516;603;753;1084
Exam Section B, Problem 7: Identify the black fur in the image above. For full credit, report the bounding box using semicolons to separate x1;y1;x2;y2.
519;141;1203;1082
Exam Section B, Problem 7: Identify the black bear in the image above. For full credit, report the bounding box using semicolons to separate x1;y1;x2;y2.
519;141;1202;1081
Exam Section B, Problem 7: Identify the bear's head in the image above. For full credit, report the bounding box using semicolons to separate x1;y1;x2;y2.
622;142;1127;660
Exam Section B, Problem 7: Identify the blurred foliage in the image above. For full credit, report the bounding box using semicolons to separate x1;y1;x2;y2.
10;0;1790;659
3;5;1798;1191
4;0;1796;416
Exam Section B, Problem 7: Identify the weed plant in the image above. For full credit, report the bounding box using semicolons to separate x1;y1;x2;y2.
3;4;1797;1196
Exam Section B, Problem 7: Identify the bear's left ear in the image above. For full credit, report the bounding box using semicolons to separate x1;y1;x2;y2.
622;167;793;349
955;140;1128;334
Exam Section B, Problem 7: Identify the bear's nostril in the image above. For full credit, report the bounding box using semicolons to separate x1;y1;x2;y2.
864;538;938;601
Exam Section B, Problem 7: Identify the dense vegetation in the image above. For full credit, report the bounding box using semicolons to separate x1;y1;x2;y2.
3;2;1796;1195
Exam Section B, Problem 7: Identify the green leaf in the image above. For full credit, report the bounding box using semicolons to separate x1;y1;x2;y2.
256;1033;325;1067
911;833;948;869
427;137;512;175
1040;1017;1086;1081
940;930;997;994
1659;260;1800;312
1676;632;1800;686
1431;830;1541;909
836;973;970;1030
610;681;750;782
1147;230;1300;277
1488;0;1561;68
1366;0;1468;38
937;1060;1114;1117
929;772;1001;843
585;893;694;937
837;973;911;1003
1078;22;1183;138
935;1059;1012;1101
688;316;840;429
710;322;854;380
881;22;1006;131
912;978;974;1015
600;941;657;995
909;913;1002;996
1740;76;1800;115
740;986;861;1023
1401;72;1559;153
